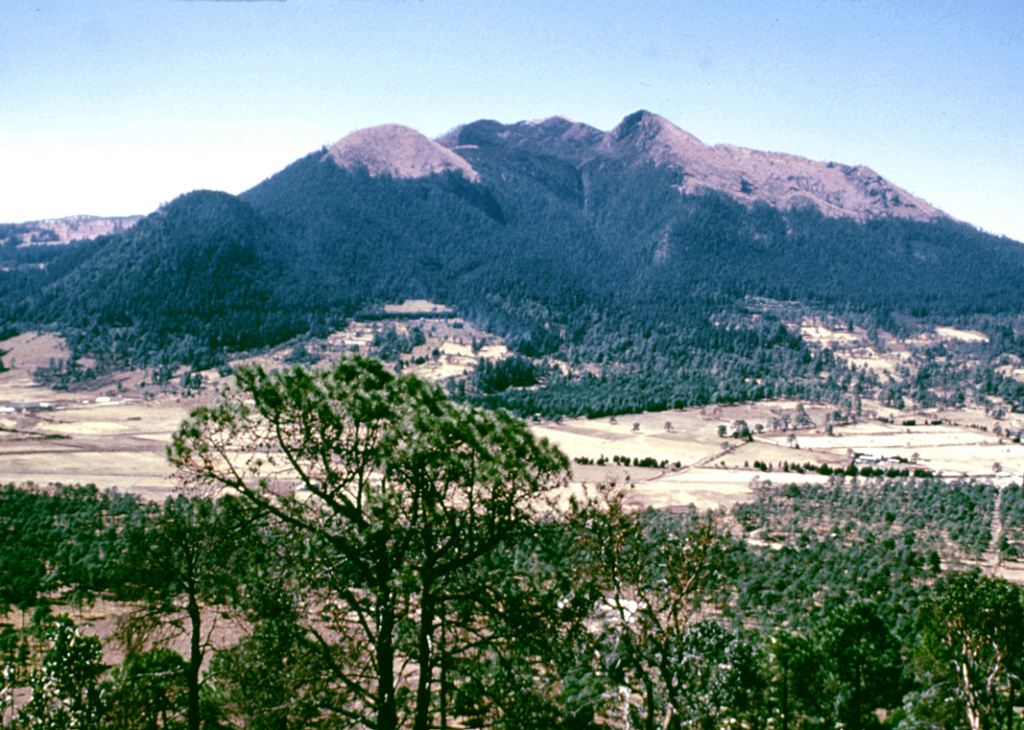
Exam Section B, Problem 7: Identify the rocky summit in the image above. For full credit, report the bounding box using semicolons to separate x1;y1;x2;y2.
437;110;945;223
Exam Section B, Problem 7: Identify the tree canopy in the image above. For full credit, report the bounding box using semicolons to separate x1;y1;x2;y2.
169;356;570;730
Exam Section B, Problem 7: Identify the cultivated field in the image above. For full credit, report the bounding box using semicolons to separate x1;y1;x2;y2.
4;322;1024;514
537;402;1024;511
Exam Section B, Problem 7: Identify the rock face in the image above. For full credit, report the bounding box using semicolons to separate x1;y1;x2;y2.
12;215;142;245
439;110;946;223
325;124;480;183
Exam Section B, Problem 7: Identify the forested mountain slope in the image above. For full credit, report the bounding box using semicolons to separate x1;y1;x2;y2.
3;111;1024;412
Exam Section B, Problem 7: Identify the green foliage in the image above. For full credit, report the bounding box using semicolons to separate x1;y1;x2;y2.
0;467;1022;730
471;318;868;418
734;476;995;567
820;601;904;729
102;649;188;730
0;485;52;611
1;354;1022;730
282;341;320;366
473;355;546;393
433;526;585;730
0;484;154;612
762;630;827;730
371;324;423;361
169;357;570;730
14;619;105;730
913;570;1024;730
997;483;1024;558
209;620;343;730
664;620;764;730
114;495;249;730
560;490;737;730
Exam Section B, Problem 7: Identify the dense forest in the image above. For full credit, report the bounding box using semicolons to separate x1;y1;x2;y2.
3;117;1024;414
2;362;1022;729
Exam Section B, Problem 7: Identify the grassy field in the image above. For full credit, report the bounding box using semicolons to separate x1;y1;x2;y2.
0;320;509;498
3;326;1024;514
2;369;1024;511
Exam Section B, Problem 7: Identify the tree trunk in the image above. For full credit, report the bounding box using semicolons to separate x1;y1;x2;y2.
643;673;656;730
413;585;436;730
186;589;202;730
961;660;984;730
659;657;681;730
1002;677;1015;730
779;661;789;730
376;563;399;730
375;609;398;730
439;614;449;730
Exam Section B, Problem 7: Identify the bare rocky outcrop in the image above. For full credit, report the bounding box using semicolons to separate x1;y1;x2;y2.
11;215;142;246
601;110;945;222
439;109;948;223
325;124;480;183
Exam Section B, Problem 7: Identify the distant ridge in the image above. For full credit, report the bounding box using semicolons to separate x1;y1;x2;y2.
5;215;142;246
5;111;951;237
4;107;1024;418
439;110;946;223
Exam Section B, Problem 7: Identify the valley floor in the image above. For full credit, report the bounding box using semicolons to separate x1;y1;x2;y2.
4;327;1024;583
3;348;1023;510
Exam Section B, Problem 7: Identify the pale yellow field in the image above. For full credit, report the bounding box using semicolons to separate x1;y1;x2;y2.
4;325;1024;511
533;396;1024;511
0;352;203;497
4;380;1021;508
624;468;828;512
0;399;189;497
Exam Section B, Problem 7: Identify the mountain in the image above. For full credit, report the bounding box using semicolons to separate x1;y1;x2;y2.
33;191;299;359
5;110;1024;414
438;110;945;222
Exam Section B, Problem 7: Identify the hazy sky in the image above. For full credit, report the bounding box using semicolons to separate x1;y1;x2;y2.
3;0;1022;242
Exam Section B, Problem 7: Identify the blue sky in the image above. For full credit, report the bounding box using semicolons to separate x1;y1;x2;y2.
3;0;1022;242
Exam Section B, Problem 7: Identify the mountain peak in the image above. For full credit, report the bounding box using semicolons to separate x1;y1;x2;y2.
603;111;945;223
613;109;669;138
327;112;946;225
325;124;479;183
609;110;708;165
525;114;579;127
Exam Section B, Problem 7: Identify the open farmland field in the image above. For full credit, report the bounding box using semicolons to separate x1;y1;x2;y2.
0;389;201;499
4;328;1024;513
3;369;1024;511
530;399;1024;512
0;319;507;498
0;333;208;497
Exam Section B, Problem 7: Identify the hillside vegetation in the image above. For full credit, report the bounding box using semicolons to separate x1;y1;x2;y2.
2;112;1024;417
2;361;1023;730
